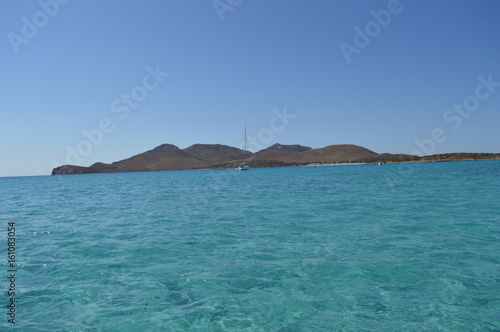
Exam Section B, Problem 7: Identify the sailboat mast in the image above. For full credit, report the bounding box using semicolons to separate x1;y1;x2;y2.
245;127;247;151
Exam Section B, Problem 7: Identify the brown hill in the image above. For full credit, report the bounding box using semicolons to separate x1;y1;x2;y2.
75;143;203;173
52;143;254;175
248;144;377;167
258;143;312;153
148;143;187;154
304;144;377;162
184;144;253;162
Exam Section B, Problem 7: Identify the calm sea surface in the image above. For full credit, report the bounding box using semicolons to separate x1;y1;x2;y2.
1;161;499;331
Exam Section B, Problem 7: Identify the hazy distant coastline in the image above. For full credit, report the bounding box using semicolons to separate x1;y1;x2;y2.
51;143;500;175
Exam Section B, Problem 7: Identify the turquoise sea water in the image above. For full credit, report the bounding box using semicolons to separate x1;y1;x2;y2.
1;161;499;331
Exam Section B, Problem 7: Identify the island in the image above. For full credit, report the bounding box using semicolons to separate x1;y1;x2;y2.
51;143;500;175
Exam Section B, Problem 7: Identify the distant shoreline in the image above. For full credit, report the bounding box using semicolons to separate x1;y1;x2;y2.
51;142;500;175
304;162;366;167
304;158;500;167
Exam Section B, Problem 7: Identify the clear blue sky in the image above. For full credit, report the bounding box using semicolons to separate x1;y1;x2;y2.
1;0;499;177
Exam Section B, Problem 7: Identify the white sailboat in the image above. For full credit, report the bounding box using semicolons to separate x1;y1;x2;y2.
235;127;250;171
235;162;250;171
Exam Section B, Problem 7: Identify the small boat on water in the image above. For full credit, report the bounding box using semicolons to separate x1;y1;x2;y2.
235;127;250;171
235;162;250;171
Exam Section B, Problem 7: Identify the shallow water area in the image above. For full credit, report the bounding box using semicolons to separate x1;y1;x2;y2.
1;161;499;331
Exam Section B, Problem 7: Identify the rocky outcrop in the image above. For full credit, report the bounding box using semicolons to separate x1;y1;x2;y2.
52;165;92;175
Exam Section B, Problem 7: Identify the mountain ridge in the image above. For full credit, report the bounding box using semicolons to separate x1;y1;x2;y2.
51;143;500;175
